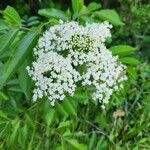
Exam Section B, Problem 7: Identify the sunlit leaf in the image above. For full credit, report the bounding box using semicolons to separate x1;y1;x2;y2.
120;57;140;65
0;28;19;56
72;0;84;14
110;45;135;56
93;9;124;26
38;8;69;21
58;121;72;129
88;2;101;12
1;6;21;25
67;139;87;150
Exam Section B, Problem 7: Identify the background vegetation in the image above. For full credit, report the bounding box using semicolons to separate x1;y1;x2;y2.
0;0;150;149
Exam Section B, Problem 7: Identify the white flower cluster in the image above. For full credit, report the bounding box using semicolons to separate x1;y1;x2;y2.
27;21;127;108
68;45;127;108
26;51;81;106
34;21;112;54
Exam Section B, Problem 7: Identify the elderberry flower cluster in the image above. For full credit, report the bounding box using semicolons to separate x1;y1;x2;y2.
34;21;112;54
27;21;127;108
68;45;127;108
26;51;81;106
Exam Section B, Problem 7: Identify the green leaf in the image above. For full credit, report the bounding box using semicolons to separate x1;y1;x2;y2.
9;118;20;146
93;9;124;26
0;31;38;89
22;124;28;146
79;5;89;16
96;136;107;150
27;16;40;27
0;19;9;31
74;131;84;137
7;85;23;92
28;16;39;22
18;61;32;99
48;18;60;26
138;138;148;144
18;124;28;147
73;90;89;104
66;9;72;20
72;0;84;14
27;20;40;27
62;98;77;117
0;110;7;119
0;28;19;56
67;139;87;150
6;79;19;86
80;16;94;23
44;108;55;126
38;8;69;21
58;121;72;129
61;139;67;150
0;91;8;101
25;113;34;128
110;45;135;56
9;96;18;113
1;6;21;25
56;102;68;117
89;133;96;149
127;66;137;79
120;57;140;65
87;2;101;12
94;113;108;129
63;129;72;137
